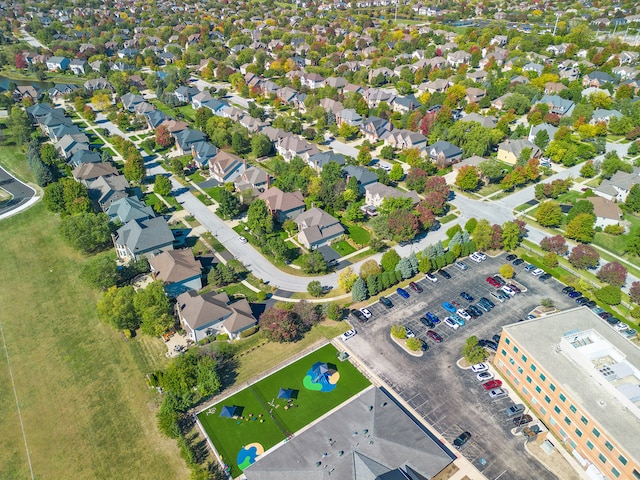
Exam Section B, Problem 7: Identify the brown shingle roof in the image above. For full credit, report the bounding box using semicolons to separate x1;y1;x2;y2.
149;249;201;283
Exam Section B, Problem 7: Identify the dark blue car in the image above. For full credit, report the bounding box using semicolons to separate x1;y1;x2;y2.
397;287;410;299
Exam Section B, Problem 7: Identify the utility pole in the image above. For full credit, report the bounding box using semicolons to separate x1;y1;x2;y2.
394;0;399;23
552;13;560;36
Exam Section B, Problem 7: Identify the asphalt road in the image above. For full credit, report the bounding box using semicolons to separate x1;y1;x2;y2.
0;166;37;218
340;253;577;480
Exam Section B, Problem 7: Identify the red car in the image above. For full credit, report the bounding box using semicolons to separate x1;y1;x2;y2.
486;277;500;288
427;330;443;343
482;380;503;390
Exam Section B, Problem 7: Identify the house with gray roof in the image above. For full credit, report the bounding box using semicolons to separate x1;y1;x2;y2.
235;166;270;200
365;182;420;207
275;135;319;162
87;174;130;211
594;167;640;202
343;165;378;193
45;56;69;71
307;151;346;172
174;128;206;155
69;59;88;75
459;113;497;129
384;129;427;151
149;249;202;297
336;109;363;127
174;85;200;103
528;123;559;143
176;290;256;342
69;149;101;168
258;187;306;223
538;95;575;116
121;92;145;112
191;141;218;169
583;71;615;88
106;196;154;224
497;139;541;165
84;77;113;93
144;109;167;130
295;207;345;249
55;133;90;159
427;140;463;166
591;109;622;124
361;116;392;142
114;217;174;261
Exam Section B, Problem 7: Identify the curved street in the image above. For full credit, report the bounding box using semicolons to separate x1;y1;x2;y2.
0;166;38;220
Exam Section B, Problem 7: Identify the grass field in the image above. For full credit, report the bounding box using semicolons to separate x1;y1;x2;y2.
346;224;371;245
333;239;356;256
0;144;34;184
0;204;188;479
198;343;370;477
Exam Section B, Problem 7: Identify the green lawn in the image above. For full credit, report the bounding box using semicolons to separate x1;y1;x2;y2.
440;213;458;224
203;186;225;202
333;240;356;256
197;343;370;477
143;192;162;207
0;205;187;479
346;225;371;245
0;144;34;183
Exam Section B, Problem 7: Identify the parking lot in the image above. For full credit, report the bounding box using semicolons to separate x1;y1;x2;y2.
343;253;577;480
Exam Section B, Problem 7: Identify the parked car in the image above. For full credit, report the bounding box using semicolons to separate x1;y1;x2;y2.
405;326;415;338
460;291;474;302
474;251;487;261
477;371;494;382
380;296;394;309
442;302;457;313
492;334;501;344
360;308;372;319
513;414;533;426
505;404;525;417
397;287;410;299
562;286;575;294
427;330;443;342
585;300;596;309
471;363;488;373
598;311;613;320
479;297;495;308
409;281;423;293
568;290;582;298
482;380;503;390
524;264;536;272
453;431;471;450
485;340;498;352
444;317;459;330
350;309;367;323
426;312;440;324
468;305;483;317
438;269;451;279
476;302;491;313
575;296;589;305
425;273;438;283
450;314;465;326
490;292;505;303
505;254;517;261
531;268;544;276
420;339;429;351
486;277;500;287
340;329;357;341
454;261;468;271
420;317;435;328
539;273;552;282
457;309;471;321
488;388;508;400
493;275;506;286
501;285;516;297
495;290;509;301
470;253;483;263
614;322;629;331
506;283;521;294
512;258;524;266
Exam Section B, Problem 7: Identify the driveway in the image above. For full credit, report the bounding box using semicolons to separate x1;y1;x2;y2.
341;253;576;480
0;167;37;220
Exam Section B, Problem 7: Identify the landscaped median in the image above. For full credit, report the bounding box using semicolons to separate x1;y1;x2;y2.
390;325;424;357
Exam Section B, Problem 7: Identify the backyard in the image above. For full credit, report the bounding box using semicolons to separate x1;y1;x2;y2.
197;343;370;478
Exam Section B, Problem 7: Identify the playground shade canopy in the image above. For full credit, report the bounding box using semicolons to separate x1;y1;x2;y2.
311;362;331;383
277;388;294;400
219;405;239;418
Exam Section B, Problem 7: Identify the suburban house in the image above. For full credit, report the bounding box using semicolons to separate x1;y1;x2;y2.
497;139;541;165
45;56;70;71
307;151;345;171
258;187;306;223
149;249;203;297
427;140;463;166
175;290;256;342
460;113;497;129
106;196;155;224
594;168;640;202
145;110;167;130
174;128;206;156
365;182;420;207
361;116;392;142
69;150;101;168
235;166;270;201
174;85;200;103
72;162;118;186
121;92;145;112
190;141;218;169
582;71;614;88
84;77;113;93
300;72;325;89
55;133;90;160
586;196;622;229
591;109;622;124
343;165;378;193
69;59;88;75
465;87;486;104
538;95;575;116
294;207;345;250
114;217;175;261
208;151;245;183
87;175;130;211
335;109;363;127
275;135;319;162
528;123;559;143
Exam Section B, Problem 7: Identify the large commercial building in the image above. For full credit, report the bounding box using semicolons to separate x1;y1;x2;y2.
495;308;640;480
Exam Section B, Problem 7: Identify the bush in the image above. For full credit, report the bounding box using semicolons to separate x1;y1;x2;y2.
256;291;267;301
326;303;343;321
499;263;514;279
239;326;258;338
307;280;323;297
631;307;640;319
603;224;624;235
406;337;422;351
594;285;622;305
543;252;558;268
215;333;229;341
391;324;407;339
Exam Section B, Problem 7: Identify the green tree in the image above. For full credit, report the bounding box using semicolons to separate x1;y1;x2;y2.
534;200;563;227
566;213;595;243
580;160;596;178
40;143;59;166
359;259;382;279
338;267;358;292
96;285;139;330
299;250;327;274
124;155;145;183
357;145;372;166
338;122;360;140
380;145;394;160
566;200;594;223
543;252;558;268
154;175;172;196
307;280;323;297
533;129;550;150
246;199;273;233
625;184;640;213
465;218;478;233
251;133;272;157
59;213;112;254
455;165;480;191
391;325;407;339
462;336;486;364
501;221;522;251
472;219;493;250
217;189;241;219
388;163;404;181
381;249;401;272
594;285;622;305
326;303;343;321
8;106;32;145
80;255;120;290
351;276;368;302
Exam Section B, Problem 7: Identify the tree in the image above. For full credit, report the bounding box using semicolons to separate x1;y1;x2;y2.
533;129;550;150
501;221;522;251
534;200;563;227
8;106;32;145
351;277;368;302
540;235;568;255
597;262;627;288
217;189;241;219
580;160;596;178
299;250;327;274
154;175;172;196
630;282;640;304
124;155;145;183
388;209;419;241
600;152;632;179
40;143;59;166
360;259;382;279
338;267;358;292
566;213;595;243
357;145;372;166
246;199;273;234
326;303;343;321
472;219;493;251
135;281;174;336
259;307;301;342
92;92;112;111
462;336;486;364
338;122;360;140
59;213;112;254
381;249;401;272
155;125;173;148
251;133;272;157
96;286;138;331
465;218;478;234
80;255;120;290
568;244;600;269
307;280;323;297
594;285;622;305
626;185;640;213
500;263;515;279
208;263;238;287
388;163;404;182
83;105;97;122
391;325;407;339
15;52;27;69
543;252;558;268
380;145;394;160
566;200;594;223
455;165;480;191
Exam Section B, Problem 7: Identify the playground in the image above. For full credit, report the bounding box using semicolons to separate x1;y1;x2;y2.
197;343;370;477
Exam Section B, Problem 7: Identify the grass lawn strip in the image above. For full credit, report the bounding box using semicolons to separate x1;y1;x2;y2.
346;224;371;245
197;343;370;477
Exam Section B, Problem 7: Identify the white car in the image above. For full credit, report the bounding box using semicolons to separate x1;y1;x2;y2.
340;329;357;341
531;268;544;276
454;261;468;271
405;326;416;338
501;285;516;297
457;309;471;321
444;317;459;330
238;236;248;244
471;362;489;373
425;273;438;283
360;308;372;319
614;322;629;331
477;371;494;382
474;251;487;261
469;253;483;263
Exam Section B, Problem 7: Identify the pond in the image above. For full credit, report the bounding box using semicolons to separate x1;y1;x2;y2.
0;75;53;91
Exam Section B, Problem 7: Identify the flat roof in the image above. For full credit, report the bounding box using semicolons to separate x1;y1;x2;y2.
503;307;640;462
243;387;453;480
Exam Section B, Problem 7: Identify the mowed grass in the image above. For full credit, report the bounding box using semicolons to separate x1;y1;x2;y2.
198;343;370;477
0;204;188;480
0;144;35;184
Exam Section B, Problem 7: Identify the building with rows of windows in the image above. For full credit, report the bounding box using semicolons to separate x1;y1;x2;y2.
495;307;640;480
